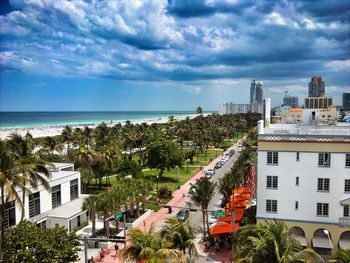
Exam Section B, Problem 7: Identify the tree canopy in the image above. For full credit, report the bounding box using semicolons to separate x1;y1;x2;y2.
1;221;81;263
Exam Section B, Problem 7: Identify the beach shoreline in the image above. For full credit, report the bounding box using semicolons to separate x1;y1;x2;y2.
0;113;207;139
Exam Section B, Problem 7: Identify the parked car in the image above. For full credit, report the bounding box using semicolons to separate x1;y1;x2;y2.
205;170;214;179
207;168;215;175
215;161;222;169
176;208;190;222
229;149;235;157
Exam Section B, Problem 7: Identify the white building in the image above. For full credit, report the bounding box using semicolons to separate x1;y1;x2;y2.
219;102;262;115
256;121;350;252
3;162;88;233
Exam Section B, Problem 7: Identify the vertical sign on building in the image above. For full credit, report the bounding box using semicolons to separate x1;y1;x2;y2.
249;164;256;198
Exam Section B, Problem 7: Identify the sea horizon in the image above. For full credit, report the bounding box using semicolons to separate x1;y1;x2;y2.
0;110;216;128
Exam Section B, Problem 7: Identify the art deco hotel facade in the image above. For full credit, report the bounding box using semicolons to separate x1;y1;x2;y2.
256;110;350;252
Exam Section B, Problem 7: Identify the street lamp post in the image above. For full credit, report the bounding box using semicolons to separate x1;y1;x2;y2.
323;230;333;253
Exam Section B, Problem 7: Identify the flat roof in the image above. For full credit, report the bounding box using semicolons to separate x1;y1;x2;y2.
263;123;350;136
47;195;88;219
51;162;74;170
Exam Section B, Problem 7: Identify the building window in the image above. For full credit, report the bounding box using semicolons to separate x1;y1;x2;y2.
345;179;350;193
295;201;299;210
318;153;331;167
267;152;278;165
29;192;41;218
1;201;16;229
266;200;277;213
344;205;349;217
296;177;299;186
77;215;81;227
296;152;300;161
37;221;47;228
51;185;61;209
346;154;350;167
316;203;329;216
70;179;79;201
317;178;330;192
266;176;278;189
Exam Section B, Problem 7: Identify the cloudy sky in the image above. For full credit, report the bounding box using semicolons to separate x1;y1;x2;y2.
0;0;349;111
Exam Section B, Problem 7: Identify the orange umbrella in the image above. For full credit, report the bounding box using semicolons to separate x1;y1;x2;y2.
217;207;245;223
210;222;240;235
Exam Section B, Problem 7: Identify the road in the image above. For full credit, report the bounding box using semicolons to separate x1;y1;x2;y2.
186;142;244;262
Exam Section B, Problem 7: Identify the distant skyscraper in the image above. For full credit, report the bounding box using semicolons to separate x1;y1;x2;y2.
308;76;325;97
343;93;350;111
283;92;299;108
250;80;263;104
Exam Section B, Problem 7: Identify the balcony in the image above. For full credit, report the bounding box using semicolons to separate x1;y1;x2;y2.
339;217;350;226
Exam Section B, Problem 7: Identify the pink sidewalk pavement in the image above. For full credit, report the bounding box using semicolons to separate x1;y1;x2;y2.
92;146;236;263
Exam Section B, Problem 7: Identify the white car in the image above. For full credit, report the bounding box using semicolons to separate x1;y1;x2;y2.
208;216;217;225
205;170;214;179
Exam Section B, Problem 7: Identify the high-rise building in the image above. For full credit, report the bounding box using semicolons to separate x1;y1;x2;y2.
283;93;299;108
305;96;333;109
219;102;262;115
343;93;350;111
308;76;325;97
250;80;263;104
256;117;350;251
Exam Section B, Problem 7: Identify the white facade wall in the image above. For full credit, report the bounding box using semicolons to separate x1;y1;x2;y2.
257;151;349;224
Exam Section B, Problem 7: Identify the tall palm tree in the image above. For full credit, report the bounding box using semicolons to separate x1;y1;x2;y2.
82;195;98;236
196;107;203;115
233;220;322;263
189;177;216;241
120;227;184;263
160;217;198;259
0;139;26;249
62;125;74;155
8;133;52;221
329;249;350;263
96;191;114;236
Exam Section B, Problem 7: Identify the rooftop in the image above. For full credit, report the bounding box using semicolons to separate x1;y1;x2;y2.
262;123;350;136
47;195;88;219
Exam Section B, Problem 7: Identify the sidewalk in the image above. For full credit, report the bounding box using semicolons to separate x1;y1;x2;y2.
90;144;237;263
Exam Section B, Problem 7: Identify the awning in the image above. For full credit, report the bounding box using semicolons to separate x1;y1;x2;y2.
210;222;240;235
312;236;332;249
291;234;307;247
233;188;251;195
339;239;350;250
217;208;245;223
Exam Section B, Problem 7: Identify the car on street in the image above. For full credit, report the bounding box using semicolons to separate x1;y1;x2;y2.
214;161;222;169
207;168;215;175
205;170;214;179
222;156;229;162
176;208;189;222
229;149;235;157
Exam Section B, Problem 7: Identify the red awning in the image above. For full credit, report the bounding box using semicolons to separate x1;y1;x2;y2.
210;222;240;235
233;187;251;195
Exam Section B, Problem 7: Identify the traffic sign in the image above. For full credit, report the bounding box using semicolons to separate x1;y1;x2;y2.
211;211;225;218
114;211;123;221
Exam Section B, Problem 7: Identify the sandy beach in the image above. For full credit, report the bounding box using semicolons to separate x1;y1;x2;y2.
0;114;205;140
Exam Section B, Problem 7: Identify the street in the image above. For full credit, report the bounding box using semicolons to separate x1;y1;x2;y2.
187;143;243;262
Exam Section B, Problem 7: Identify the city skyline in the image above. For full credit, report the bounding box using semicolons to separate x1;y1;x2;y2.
0;0;349;111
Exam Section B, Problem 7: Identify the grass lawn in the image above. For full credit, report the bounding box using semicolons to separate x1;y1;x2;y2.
143;166;200;192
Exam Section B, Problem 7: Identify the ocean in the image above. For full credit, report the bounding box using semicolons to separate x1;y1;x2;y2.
0;111;206;128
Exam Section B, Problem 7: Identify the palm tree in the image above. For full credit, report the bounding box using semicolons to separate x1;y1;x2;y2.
189;177;216;241
96;191;114;236
120;227;184;263
196;107;203;115
8;133;52;221
233;220;322;263
62;125;74;155
329;249;350;263
0;139;26;249
82;195;98;236
160;217;198;259
139;179;153;211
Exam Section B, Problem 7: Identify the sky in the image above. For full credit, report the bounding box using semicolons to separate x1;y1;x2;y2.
0;0;349;111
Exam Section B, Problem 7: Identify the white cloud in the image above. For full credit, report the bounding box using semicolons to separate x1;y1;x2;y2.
264;12;286;26
181;86;202;94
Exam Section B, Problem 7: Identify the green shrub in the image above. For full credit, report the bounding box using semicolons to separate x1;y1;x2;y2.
158;185;172;199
